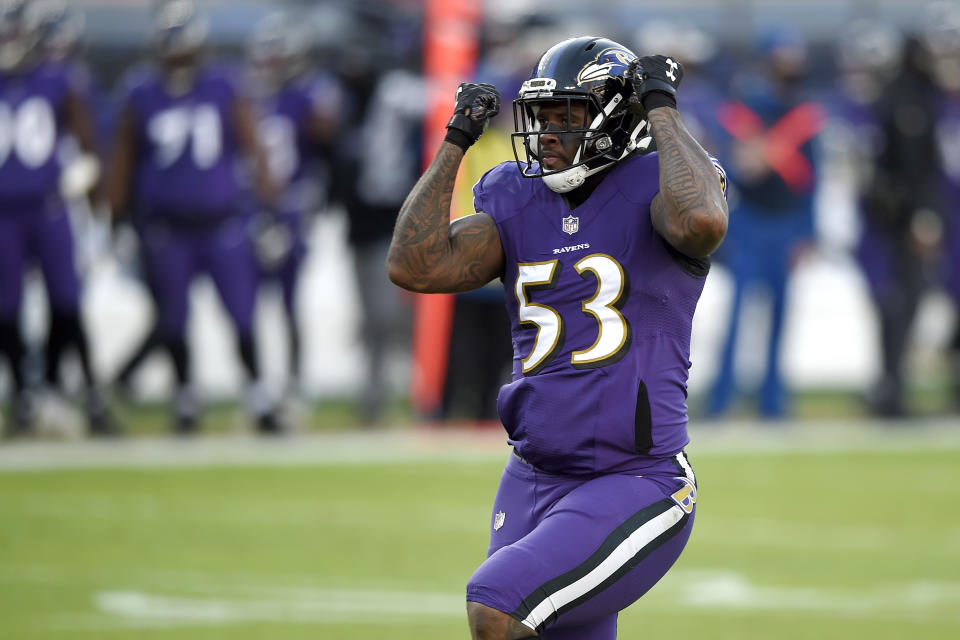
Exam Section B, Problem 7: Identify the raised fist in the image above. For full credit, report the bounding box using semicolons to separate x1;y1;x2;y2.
445;82;501;151
626;55;684;113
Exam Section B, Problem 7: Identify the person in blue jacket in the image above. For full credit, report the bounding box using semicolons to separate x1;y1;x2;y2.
708;29;824;418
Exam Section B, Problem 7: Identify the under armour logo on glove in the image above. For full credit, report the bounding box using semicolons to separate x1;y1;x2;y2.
665;58;679;82
636;55;684;96
627;55;684;113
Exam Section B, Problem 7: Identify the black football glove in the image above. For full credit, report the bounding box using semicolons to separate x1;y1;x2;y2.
444;82;501;151
626;55;684;114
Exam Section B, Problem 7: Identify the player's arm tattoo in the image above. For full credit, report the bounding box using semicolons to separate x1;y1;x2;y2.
648;107;728;258
387;142;505;293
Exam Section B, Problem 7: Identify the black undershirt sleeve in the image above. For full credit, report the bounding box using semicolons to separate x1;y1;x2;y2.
664;239;711;276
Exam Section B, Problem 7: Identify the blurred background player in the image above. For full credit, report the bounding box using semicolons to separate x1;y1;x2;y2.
335;33;424;425
0;0;115;437
246;11;341;403
40;0;113;304
707;28;824;419
861;32;946;417
926;3;960;409
829;20;917;417
107;0;281;434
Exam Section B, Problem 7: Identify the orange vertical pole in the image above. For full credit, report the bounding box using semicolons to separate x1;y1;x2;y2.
411;0;481;417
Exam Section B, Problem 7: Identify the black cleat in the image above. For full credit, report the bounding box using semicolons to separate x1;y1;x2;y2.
4;394;36;439
256;411;285;436
87;408;123;438
111;375;135;403
85;390;122;437
173;411;199;436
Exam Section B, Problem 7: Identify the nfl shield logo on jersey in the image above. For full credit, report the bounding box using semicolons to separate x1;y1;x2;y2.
562;215;579;235
493;511;506;531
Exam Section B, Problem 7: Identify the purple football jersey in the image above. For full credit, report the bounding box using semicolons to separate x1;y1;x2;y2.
938;93;960;301
939;93;960;207
0;62;79;206
124;65;245;218
475;153;724;476
257;80;311;190
255;72;341;211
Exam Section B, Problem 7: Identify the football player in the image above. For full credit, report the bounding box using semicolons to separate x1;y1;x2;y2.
107;0;281;434
926;4;960;408
861;33;946;417
340;61;426;424
0;0;114;436
387;36;727;639
246;12;341;399
830;22;914;416
37;0;112;281
707;29;823;419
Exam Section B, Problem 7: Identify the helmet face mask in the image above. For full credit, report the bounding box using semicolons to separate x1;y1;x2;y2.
153;1;207;69
249;13;309;90
35;0;84;62
0;0;41;72
511;36;651;193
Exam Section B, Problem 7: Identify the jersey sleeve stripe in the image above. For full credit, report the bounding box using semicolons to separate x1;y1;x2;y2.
710;156;728;199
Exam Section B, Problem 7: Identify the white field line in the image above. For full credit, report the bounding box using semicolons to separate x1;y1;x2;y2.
0;430;507;472
699;518;960;556
652;569;960;620
94;587;465;626
1;418;960;472
75;570;960;629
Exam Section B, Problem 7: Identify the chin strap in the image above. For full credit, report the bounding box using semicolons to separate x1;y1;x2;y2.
626;119;651;152
542;119;652;194
543;165;588;193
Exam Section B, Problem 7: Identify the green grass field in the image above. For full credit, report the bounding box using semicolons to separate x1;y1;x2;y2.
2;420;959;639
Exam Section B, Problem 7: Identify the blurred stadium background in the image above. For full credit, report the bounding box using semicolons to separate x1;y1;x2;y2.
5;0;953;415
1;0;959;638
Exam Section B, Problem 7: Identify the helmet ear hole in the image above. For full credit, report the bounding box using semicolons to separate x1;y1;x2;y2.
590;134;612;153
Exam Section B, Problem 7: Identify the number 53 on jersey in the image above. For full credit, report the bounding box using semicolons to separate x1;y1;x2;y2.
516;253;631;375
